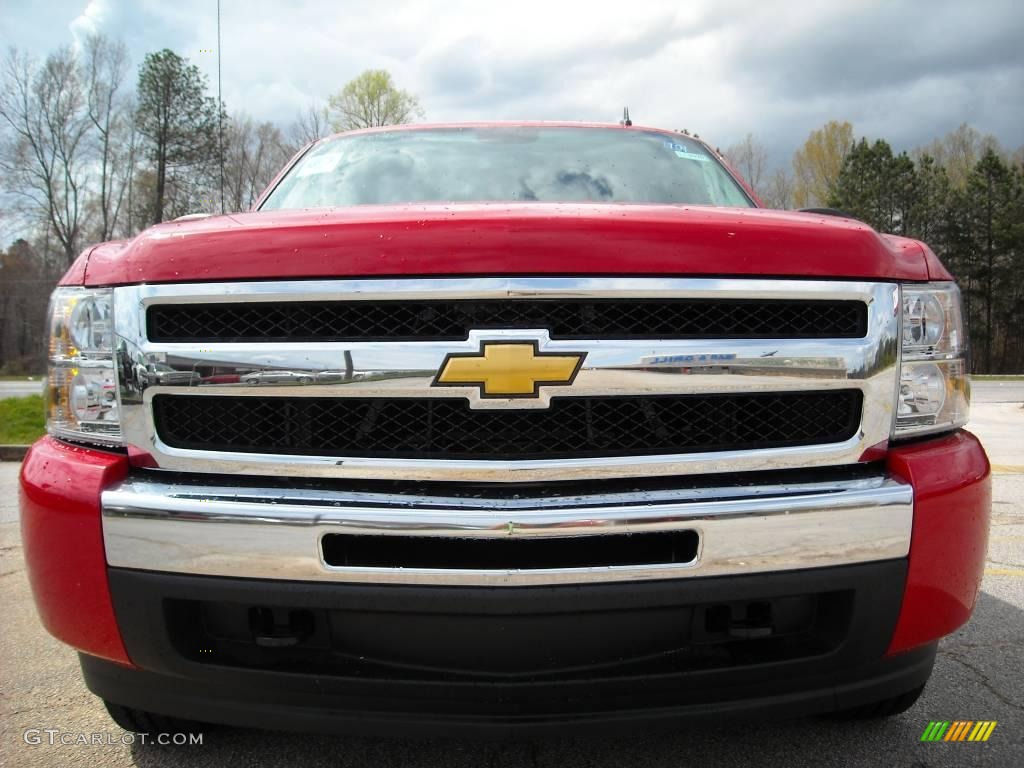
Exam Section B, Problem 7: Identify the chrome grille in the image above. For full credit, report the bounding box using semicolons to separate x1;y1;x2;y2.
112;277;900;482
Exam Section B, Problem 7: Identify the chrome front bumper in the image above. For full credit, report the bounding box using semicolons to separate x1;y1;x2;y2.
102;473;913;586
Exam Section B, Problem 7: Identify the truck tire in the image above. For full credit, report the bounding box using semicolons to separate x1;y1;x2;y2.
828;684;926;720
103;700;207;737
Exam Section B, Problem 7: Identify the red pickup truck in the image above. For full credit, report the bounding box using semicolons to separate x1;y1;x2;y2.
20;122;990;737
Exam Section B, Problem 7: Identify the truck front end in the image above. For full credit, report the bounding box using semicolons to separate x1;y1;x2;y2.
20;124;990;736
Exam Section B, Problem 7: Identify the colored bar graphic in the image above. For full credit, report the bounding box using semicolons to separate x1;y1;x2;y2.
945;721;972;741
921;720;996;742
974;722;997;742
921;721;950;741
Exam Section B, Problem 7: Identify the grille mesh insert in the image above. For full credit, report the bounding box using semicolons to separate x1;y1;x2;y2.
153;391;863;460
147;299;867;342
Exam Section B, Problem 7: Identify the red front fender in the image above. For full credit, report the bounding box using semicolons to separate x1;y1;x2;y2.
19;436;133;666
885;430;991;655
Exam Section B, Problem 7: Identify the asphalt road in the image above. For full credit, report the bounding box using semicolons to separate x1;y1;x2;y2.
0;405;1021;767
972;380;1024;403
0;380;43;399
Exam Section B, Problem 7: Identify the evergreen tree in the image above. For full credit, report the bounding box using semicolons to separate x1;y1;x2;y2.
829;138;918;234
135;49;221;223
961;151;1024;371
904;154;951;246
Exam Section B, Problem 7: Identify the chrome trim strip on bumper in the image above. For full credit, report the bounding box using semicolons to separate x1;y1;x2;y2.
112;277;901;482
102;474;913;586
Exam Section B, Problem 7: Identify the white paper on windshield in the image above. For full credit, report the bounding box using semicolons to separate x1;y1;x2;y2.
295;152;343;177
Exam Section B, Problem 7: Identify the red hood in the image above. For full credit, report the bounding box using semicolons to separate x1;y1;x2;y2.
71;204;935;286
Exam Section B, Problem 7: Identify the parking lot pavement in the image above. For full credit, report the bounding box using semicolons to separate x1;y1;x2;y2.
1;404;1021;767
972;379;1024;404
968;402;1024;471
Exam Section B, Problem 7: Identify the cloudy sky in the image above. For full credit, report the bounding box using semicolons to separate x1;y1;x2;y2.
4;0;1023;167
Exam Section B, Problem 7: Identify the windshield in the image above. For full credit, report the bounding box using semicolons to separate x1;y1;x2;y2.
260;127;754;210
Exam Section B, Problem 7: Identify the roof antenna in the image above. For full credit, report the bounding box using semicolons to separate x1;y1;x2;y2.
620;107;632;127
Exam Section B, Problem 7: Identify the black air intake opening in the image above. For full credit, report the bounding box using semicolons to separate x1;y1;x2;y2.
152;390;864;460
147;297;869;342
320;530;700;571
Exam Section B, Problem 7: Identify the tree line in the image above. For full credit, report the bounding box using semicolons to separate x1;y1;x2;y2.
0;37;420;372
1;36;1021;374
726;123;1024;374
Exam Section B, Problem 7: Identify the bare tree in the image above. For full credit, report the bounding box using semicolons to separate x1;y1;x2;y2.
725;133;767;197
252;121;292;202
115;96;141;237
83;34;130;241
792;120;854;208
222;115;253;212
286;102;329;151
223;115;292;211
761;168;795;210
0;47;92;265
916;123;1004;190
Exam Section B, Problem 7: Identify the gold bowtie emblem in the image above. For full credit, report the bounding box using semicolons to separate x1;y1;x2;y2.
434;341;586;398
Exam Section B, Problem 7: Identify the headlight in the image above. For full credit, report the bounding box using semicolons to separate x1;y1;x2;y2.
46;287;123;446
894;283;969;438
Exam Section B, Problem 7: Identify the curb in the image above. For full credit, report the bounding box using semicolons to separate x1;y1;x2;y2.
0;445;29;461
991;464;1024;474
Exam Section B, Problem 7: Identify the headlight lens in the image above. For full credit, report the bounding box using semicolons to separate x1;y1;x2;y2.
894;283;969;437
902;292;946;349
46;287;123;446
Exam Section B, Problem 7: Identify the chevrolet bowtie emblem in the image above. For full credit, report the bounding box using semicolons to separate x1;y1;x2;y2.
433;341;586;398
